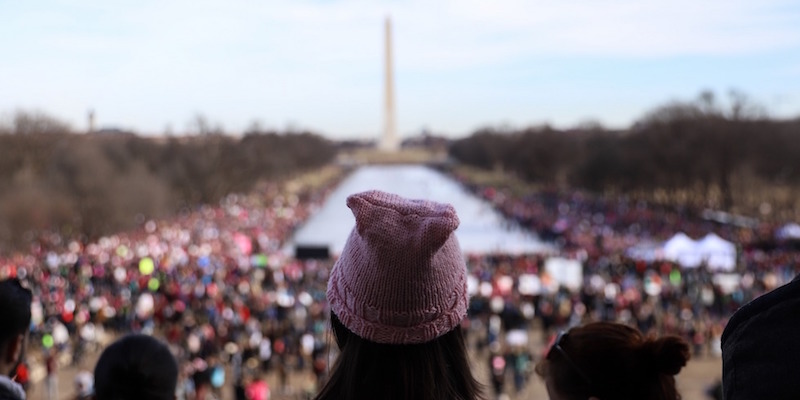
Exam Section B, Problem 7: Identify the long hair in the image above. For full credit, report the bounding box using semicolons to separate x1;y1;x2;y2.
314;312;484;400
536;322;690;400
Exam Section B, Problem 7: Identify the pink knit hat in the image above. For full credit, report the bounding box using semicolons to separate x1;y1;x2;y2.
327;190;468;345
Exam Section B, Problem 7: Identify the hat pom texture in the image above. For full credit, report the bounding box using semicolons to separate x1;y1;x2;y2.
327;190;468;344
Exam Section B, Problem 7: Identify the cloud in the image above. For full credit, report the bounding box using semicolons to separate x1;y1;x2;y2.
390;0;800;71
0;0;798;136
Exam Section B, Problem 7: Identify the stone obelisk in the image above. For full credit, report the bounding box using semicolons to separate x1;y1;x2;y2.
87;109;95;133
379;17;399;152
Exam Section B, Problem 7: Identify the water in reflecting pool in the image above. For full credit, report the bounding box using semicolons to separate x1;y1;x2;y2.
290;165;553;256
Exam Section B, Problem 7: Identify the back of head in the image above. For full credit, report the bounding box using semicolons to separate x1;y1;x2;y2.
0;278;32;377
0;279;32;347
722;275;800;399
319;190;482;400
94;334;178;400
327;190;467;345
536;322;690;400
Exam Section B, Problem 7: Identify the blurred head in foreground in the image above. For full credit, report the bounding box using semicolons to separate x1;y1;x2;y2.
536;322;690;400
93;334;178;400
0;278;32;400
315;190;483;400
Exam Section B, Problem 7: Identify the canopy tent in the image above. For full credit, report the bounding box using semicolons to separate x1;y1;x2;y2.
697;233;737;271
660;232;737;271
777;223;800;240
663;233;703;268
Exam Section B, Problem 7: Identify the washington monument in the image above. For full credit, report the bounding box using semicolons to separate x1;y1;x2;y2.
379;17;399;152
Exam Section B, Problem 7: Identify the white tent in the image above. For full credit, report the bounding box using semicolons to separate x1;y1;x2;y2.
777;223;800;240
544;257;583;292
660;232;737;271
697;233;737;271
663;233;703;268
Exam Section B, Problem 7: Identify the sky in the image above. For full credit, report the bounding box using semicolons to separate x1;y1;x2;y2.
2;0;800;139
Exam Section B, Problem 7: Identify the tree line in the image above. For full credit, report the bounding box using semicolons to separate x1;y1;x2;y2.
0;111;336;251
449;91;800;219
4;91;799;250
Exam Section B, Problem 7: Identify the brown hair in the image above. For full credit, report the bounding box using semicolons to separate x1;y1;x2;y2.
536;322;690;400
314;312;484;400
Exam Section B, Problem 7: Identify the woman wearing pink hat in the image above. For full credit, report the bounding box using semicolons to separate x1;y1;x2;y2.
315;190;484;400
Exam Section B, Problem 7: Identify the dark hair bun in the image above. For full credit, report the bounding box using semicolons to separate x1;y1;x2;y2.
640;336;690;375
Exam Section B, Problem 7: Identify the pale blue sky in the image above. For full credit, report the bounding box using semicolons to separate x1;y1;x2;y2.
2;0;799;139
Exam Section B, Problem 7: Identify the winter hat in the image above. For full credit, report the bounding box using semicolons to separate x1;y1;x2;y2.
326;190;468;345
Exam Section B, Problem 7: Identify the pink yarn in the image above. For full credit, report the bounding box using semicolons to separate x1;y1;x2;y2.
326;190;468;344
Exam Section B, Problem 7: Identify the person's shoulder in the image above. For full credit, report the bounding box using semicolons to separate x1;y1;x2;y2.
0;376;25;400
722;274;800;399
721;274;800;346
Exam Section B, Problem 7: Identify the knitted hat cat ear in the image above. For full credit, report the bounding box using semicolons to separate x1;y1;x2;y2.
326;190;468;344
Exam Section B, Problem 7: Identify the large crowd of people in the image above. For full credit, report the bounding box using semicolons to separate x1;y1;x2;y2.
454;169;800;339
1;165;799;399
0;179;341;399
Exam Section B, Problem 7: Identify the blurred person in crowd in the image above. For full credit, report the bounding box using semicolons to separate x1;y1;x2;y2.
192;363;220;400
93;334;178;400
244;371;270;400
72;370;93;400
509;347;533;394
488;345;507;399
536;322;689;400
207;355;225;397
176;363;196;400
0;279;32;400
44;349;57;400
314;191;484;400
311;344;327;389
277;357;289;395
722;274;800;399
231;347;246;400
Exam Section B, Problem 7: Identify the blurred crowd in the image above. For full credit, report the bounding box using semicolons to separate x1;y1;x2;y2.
453;171;800;398
0;181;339;399
1;167;800;399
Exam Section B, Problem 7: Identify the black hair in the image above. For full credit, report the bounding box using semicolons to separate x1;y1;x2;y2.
314;312;484;400
0;279;33;346
93;334;179;400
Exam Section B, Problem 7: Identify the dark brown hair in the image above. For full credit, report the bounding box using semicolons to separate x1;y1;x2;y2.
536;322;690;400
314;312;484;400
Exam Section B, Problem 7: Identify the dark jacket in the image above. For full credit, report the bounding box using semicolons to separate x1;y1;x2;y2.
0;376;25;400
722;274;800;400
